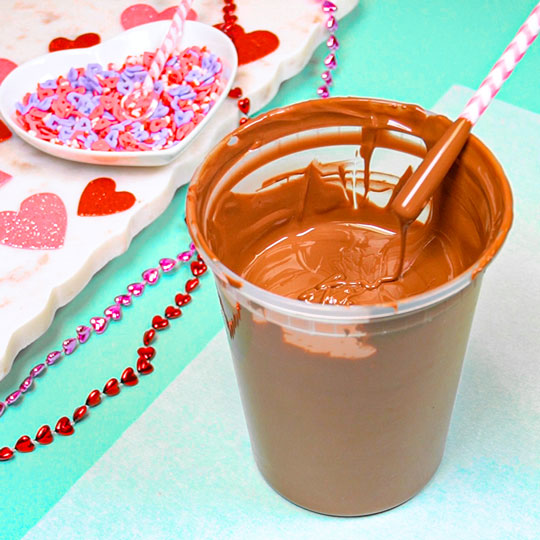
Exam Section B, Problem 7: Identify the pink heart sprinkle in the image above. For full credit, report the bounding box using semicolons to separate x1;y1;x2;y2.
30;363;46;377
76;325;92;344
142;268;160;285
115;294;132;307
6;390;22;406
104;304;122;321
127;282;145;296
20;376;33;393
90;316;108;334
159;258;176;273
62;337;78;355
0;193;67;250
46;350;62;365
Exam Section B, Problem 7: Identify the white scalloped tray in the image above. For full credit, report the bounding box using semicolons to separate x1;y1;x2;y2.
0;0;358;380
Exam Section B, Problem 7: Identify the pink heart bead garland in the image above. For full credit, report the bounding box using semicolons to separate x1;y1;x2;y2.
62;338;78;355
76;325;92;344
142;268;160;285
6;390;22;406
90;316;108;334
115;294;132;307
104;304;122;321
46;351;62;366
30;364;46;378
159;258;177;273
20;377;33;393
127;282;145;297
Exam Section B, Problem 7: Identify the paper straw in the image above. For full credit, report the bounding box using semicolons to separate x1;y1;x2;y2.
460;2;540;125
142;0;193;93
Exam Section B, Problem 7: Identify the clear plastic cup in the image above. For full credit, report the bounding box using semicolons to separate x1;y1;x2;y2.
186;98;512;516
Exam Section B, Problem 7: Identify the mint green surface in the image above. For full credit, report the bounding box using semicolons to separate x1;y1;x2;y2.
1;1;539;538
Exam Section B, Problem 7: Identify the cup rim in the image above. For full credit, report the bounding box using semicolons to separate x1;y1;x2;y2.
186;97;513;323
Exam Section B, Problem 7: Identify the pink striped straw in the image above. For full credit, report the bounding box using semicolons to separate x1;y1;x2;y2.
142;0;193;93
460;2;540;125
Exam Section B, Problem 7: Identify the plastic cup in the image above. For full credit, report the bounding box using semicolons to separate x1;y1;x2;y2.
186;98;512;516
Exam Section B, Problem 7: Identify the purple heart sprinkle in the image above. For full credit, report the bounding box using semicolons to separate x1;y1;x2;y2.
30;363;47;378
46;350;63;365
20;377;34;393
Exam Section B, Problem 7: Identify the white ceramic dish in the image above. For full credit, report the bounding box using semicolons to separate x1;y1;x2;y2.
0;20;237;167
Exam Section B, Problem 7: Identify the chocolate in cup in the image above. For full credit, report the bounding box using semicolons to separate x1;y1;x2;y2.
186;98;512;516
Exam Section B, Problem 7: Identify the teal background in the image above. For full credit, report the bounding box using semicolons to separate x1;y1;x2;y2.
1;1;539;538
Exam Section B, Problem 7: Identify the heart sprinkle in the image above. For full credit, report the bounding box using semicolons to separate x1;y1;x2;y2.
14;47;226;152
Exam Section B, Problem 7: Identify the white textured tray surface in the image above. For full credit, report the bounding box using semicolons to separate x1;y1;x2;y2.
0;0;358;379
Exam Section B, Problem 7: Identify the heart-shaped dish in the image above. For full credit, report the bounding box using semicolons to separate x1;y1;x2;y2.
0;21;237;167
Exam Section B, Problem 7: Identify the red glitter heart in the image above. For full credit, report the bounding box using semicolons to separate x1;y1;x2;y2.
86;389;102;407
224;24;279;65
175;293;191;307
0;446;14;461
0;119;12;143
186;278;199;293
120;3;197;30
165;305;182;319
15;435;35;453
103;378;120;396
137;346;155;360
152;315;169;330
35;425;53;445
55;416;74;436
143;329;156;345
73;405;88;423
48;33;101;53
121;367;139;386
78;177;136;217
191;260;207;277
0;58;17;85
137;357;154;375
237;97;250;115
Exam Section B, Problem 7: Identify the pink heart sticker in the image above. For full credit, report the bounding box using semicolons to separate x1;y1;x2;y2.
120;3;197;30
0;193;67;249
0;170;12;188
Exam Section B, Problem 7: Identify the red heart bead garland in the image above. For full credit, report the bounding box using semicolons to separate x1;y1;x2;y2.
0;257;205;462
175;293;191;307
152;315;169;330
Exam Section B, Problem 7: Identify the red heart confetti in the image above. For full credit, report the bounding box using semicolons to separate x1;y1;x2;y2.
120;3;197;30
152;315;169;330
103;378;120;396
175;293;191;307
224;24;279;65
55;416;74;436
86;389;102;407
137;347;155;360
143;329;156;345
0;447;14;461
73;405;88;423
0;58;17;85
35;425;53;445
136;357;154;375
49;33;101;53
121;367;139;386
0;119;12;143
15;435;35;453
165;305;182;319
78;177;136;217
185;278;199;293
